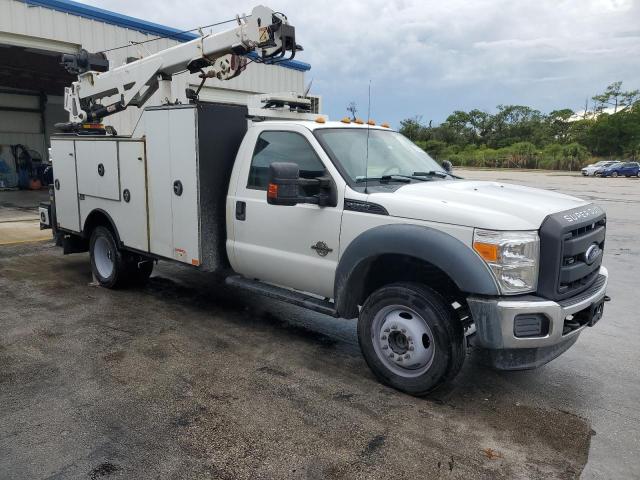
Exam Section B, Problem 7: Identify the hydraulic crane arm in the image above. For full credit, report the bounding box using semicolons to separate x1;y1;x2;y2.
60;5;299;127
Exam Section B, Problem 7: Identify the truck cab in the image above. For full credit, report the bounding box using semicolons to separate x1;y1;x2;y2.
227;116;608;392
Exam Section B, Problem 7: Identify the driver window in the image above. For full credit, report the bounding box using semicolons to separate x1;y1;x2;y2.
248;131;325;193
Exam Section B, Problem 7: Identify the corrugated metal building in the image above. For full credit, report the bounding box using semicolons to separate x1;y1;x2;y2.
0;0;310;187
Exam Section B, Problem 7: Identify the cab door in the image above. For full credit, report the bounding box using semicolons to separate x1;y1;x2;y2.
229;126;345;299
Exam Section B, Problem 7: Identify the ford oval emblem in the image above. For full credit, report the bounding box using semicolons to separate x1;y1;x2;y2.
584;243;601;265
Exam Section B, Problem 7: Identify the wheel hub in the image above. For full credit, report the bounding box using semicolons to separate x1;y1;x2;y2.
94;236;115;279
388;330;409;355
374;307;435;376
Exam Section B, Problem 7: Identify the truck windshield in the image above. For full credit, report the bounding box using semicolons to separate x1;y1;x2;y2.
314;128;449;185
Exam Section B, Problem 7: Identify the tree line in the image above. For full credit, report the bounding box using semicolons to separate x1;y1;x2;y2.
397;82;640;170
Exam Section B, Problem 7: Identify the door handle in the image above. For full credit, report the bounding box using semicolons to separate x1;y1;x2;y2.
173;180;183;196
235;201;246;221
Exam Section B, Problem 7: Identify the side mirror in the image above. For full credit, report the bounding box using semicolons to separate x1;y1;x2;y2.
267;162;301;206
441;160;453;173
267;162;337;207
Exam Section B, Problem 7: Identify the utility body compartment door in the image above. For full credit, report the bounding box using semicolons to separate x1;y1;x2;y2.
75;140;120;201
145;107;200;265
51;139;80;232
74;139;149;252
116;141;148;251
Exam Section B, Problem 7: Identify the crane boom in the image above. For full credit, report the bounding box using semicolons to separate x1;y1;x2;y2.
60;5;299;128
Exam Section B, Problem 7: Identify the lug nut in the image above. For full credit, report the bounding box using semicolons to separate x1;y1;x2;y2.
389;353;394;358
384;328;390;333
391;325;397;329
409;346;414;351
382;345;388;350
381;335;387;340
401;328;406;333
404;354;410;359
397;356;403;361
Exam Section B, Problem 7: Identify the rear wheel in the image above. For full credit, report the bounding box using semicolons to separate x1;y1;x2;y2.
612;171;618;177
90;226;128;288
357;283;465;396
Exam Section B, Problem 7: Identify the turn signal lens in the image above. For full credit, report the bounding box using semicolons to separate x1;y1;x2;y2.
315;116;326;123
267;183;278;199
381;122;390;128
354;118;364;124
473;242;499;262
367;119;376;125
341;117;351;124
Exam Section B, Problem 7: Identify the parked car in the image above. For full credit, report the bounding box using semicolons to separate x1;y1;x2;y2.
594;161;621;176
582;160;619;176
601;161;640;178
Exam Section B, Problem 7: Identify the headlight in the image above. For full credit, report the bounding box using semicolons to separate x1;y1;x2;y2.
473;229;539;294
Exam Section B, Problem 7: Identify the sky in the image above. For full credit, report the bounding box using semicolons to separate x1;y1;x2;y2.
83;0;640;127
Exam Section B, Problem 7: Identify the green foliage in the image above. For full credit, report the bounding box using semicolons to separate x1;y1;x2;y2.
398;82;639;170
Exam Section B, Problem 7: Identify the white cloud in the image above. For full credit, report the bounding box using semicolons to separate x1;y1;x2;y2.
82;0;640;125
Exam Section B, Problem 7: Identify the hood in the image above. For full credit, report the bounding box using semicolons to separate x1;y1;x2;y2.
368;180;590;230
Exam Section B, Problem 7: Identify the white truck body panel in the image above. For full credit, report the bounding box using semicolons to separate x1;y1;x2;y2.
50;140;80;232
338;205;475;255
143;108;200;265
52;137;150;251
370;181;589;231
78;140;149;253
116;141;149;252
227;123;346;298
75;140;120;201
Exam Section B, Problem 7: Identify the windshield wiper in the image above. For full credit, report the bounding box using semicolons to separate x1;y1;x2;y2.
413;170;464;180
356;175;409;183
356;174;430;183
413;170;449;178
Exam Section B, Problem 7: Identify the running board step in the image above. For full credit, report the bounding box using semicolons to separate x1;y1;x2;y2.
225;275;338;317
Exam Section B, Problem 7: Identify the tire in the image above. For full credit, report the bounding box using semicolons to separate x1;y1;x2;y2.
636;172;640;178
125;257;154;286
612;171;618;178
357;283;465;396
89;225;128;288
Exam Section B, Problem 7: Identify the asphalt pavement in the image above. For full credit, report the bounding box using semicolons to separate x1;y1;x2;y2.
0;171;638;479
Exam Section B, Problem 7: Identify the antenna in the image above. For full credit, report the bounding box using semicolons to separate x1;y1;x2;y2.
364;80;371;194
303;78;313;97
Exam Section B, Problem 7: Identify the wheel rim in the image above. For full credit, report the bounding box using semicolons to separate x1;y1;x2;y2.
94;236;115;279
371;305;435;378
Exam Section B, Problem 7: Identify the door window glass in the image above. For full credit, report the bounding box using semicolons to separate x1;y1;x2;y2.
247;131;325;192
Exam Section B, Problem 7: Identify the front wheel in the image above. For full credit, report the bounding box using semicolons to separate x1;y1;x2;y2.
611;171;618;178
357;283;465;396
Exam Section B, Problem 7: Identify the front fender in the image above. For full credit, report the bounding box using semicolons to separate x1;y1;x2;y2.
334;224;499;317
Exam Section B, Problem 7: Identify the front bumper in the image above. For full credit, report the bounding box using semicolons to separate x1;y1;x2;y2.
467;266;608;369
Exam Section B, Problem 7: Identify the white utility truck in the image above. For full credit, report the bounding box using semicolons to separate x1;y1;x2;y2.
42;5;609;396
